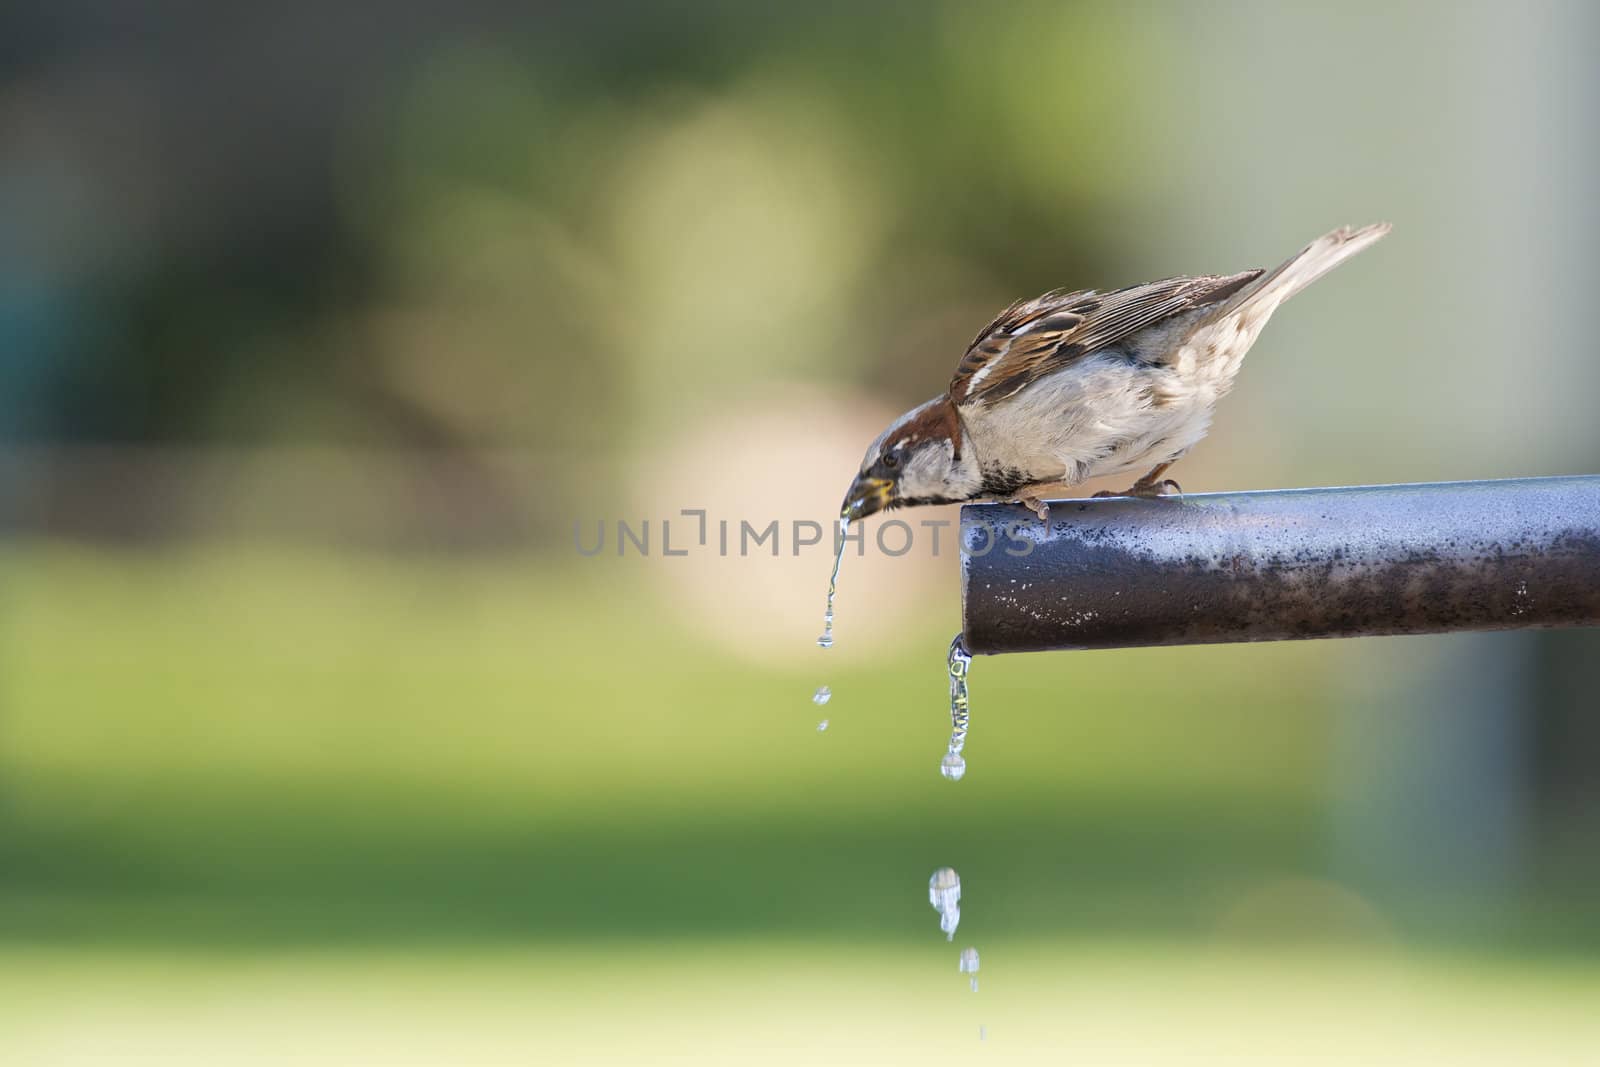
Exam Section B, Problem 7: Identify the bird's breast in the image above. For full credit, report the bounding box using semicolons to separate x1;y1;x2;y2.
963;352;1221;487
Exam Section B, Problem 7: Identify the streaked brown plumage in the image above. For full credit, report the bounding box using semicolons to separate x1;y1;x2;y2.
949;270;1261;407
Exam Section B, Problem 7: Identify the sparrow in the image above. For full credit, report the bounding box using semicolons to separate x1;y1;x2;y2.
842;223;1390;522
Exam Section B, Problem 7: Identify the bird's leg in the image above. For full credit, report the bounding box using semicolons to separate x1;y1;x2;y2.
1093;461;1183;499
1014;482;1077;522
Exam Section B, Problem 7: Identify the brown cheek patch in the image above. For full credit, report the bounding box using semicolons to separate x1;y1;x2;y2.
887;398;964;461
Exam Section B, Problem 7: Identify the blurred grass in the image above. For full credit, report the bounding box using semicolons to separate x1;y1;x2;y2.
2;548;1599;1064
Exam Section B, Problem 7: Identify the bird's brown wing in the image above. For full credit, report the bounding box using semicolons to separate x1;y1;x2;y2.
949;270;1263;407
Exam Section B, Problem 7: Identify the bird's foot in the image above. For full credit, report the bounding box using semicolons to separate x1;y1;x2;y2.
1136;478;1183;498
1013;482;1079;522
1095;479;1183;500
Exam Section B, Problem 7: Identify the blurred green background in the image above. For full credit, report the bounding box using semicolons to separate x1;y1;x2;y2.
4;1;1600;1062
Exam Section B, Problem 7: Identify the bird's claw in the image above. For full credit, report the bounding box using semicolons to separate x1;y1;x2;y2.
1095;479;1183;500
1138;478;1183;498
1019;494;1051;522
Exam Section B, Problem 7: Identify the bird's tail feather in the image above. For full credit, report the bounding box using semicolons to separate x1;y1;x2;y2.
1212;222;1391;321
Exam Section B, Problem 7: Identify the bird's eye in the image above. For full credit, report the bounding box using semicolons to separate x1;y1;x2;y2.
882;452;899;470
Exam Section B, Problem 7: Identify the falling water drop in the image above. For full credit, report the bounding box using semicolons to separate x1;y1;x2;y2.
928;867;961;941
959;947;980;991
812;686;832;706
940;634;972;780
816;719;829;732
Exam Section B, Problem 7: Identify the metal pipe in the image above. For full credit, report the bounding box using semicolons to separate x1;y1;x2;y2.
959;476;1600;654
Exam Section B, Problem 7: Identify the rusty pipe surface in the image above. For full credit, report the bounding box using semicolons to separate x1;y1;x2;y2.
959;476;1600;654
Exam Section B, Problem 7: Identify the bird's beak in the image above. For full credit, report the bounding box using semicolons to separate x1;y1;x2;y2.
842;475;894;521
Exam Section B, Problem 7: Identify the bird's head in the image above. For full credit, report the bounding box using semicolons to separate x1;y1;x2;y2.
841;396;981;521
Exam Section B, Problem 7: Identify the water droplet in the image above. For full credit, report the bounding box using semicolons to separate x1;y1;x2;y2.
940;634;973;781
812;686;832;706
815;633;834;649
960;947;980;991
929;867;961;941
979;1025;987;1042
816;719;829;732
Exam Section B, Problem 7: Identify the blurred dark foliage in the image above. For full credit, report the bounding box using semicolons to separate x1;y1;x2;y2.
1;1;1125;446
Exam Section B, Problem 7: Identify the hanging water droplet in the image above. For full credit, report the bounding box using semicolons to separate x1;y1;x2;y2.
812;519;847;704
816;719;829;732
928;867;961;941
940;633;973;781
959;947;980;991
817;517;849;650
